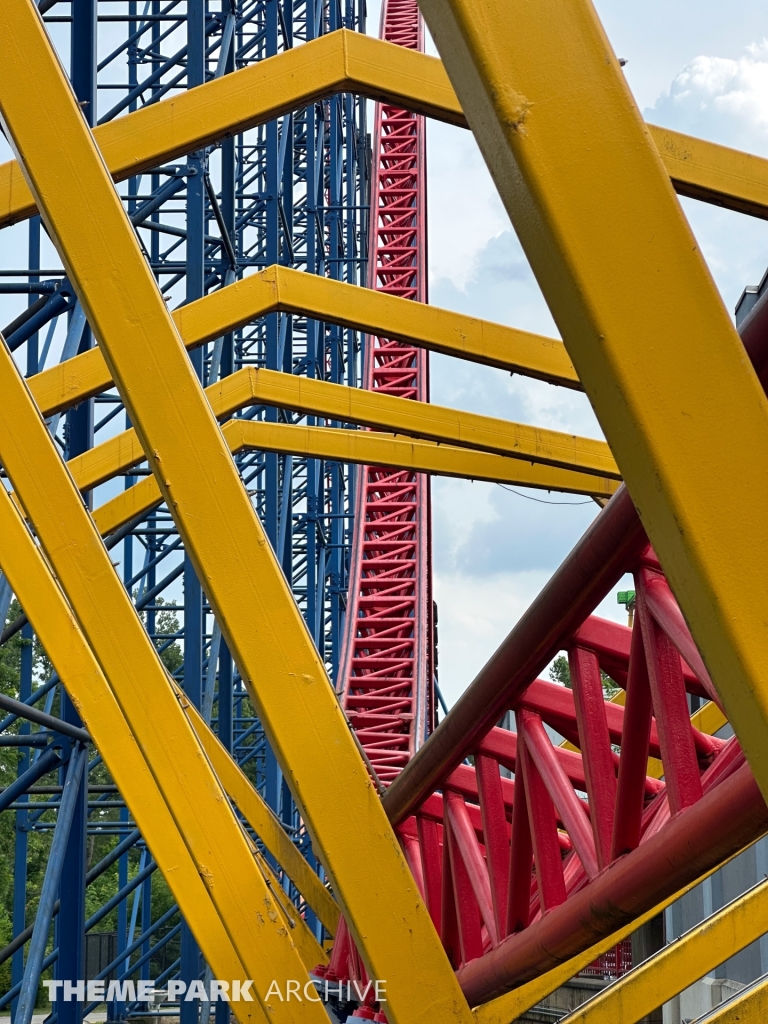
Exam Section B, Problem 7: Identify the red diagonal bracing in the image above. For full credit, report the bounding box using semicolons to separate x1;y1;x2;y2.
378;497;765;1001
338;0;432;787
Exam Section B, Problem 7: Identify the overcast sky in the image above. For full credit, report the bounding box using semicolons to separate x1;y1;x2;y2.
415;0;768;705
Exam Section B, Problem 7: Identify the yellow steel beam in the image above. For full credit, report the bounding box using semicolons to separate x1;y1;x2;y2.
473;842;766;1024
0;7;473;1023
90;423;617;536
215;368;616;475
647;123;768;220
419;0;768;804
64;366;616;496
185;700;340;936
230;421;619;494
1;36;768;231
0;29;464;230
558;879;768;1024
30;266;578;421
693;977;768;1023
0;469;265;1024
0;348;324;1024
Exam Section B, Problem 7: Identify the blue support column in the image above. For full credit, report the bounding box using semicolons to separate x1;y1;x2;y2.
55;7;97;1023
16;746;87;1024
10;626;33;1024
181;5;205;1022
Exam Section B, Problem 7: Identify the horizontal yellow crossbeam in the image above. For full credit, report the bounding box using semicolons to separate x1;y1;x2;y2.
0;30;463;229
29;266;579;420
89;421;616;537
230;421;619;494
1;36;766;233
65;363;616;499
647;123;768;220
185;700;340;936
559;879;768;1024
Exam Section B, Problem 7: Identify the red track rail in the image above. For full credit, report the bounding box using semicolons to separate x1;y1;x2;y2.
338;0;432;786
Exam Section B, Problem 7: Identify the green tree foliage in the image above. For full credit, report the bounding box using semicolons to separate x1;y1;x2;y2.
0;601;181;1004
549;653;619;698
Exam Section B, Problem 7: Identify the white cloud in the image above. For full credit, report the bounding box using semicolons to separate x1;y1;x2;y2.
649;42;768;154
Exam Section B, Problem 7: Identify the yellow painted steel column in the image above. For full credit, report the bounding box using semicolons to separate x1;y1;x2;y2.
418;0;768;799
0;6;472;1022
558;880;768;1024
0;465;264;1024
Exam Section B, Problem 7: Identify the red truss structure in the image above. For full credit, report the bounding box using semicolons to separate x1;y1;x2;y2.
338;0;433;786
381;484;768;1004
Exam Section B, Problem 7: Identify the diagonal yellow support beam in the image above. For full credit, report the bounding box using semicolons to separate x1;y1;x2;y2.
0;423;336;944
64;366;616;495
0;471;266;1024
1;34;768;231
0;344;325;1023
692;976;768;1023
29;266;579;420
418;0;768;805
558;878;768;1024
185;701;340;936
0;6;473;1022
473;839;766;1024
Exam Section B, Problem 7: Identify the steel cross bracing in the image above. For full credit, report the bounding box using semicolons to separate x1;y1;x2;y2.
338;0;434;788
0;2;367;1021
4;1;768;1023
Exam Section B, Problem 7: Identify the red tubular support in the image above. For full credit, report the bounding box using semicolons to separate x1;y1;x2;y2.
520;677;661;757
397;819;426;900
568;647;617;868
445;809;485;964
637;570;703;814
440;816;462;968
643;571;723;711
457;762;768;1004
383;486;648;825
446;790;498;946
446;762;515;814
520;709;599;880
505;756;534;937
476;753;511;941
518;724;567;912
611;623;654;858
416;815;442;932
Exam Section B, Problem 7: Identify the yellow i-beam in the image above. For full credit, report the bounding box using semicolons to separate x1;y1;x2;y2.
418;0;768;801
0;5;473;1022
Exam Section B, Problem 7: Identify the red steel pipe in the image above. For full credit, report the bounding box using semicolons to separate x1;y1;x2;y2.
457;761;768;1005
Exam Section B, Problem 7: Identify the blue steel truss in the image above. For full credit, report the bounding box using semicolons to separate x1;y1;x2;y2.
0;2;368;1021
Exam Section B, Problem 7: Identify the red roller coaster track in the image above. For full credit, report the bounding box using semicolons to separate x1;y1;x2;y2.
338;0;433;786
